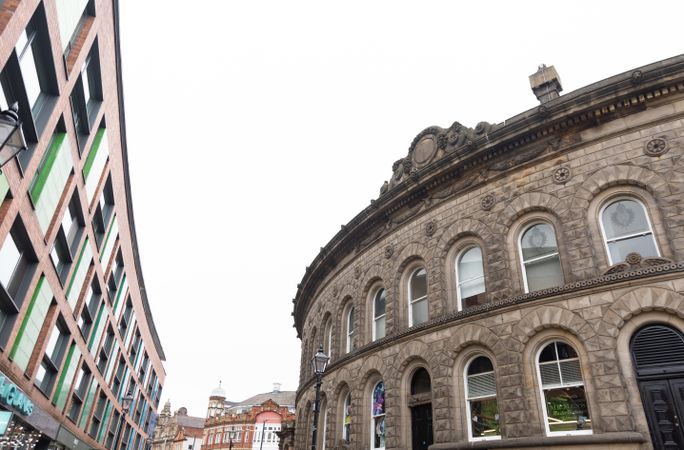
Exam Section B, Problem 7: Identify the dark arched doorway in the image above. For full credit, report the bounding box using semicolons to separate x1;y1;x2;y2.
408;368;433;450
631;324;684;449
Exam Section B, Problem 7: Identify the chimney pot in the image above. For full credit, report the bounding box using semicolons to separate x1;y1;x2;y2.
529;64;562;104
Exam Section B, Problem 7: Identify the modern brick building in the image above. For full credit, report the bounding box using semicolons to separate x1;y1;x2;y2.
292;56;684;449
0;1;165;450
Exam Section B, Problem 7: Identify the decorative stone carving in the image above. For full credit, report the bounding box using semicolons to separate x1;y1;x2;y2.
425;221;436;237
332;285;339;298
481;194;495;211
603;253;674;275
553;166;571;184
631;70;643;84
354;266;362;280
644;138;669;156
384;244;394;259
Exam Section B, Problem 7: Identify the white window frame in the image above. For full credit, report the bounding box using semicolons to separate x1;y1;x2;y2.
535;341;592;436
408;267;428;327
372;288;386;341
464;356;500;442
323;318;333;360
455;246;485;311
518;222;562;293
345;306;355;354
598;197;660;265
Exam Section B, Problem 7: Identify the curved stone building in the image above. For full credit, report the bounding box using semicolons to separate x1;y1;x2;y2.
292;56;684;450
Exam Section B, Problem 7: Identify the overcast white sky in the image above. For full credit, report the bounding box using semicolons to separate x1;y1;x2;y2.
117;0;684;416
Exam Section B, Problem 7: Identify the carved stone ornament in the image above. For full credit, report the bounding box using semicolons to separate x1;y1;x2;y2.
384;244;395;259
644;138;669;157
603;253;674;275
553;166;571;184
481;194;495;211
537;105;549;118
425;220;437;237
332;285;339;298
354;266;362;280
631;70;643;84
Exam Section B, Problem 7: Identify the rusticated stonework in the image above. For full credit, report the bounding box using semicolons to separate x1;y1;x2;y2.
293;56;684;450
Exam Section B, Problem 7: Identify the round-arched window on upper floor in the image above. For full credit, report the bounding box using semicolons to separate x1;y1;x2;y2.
456;246;485;310
373;288;386;341
409;267;428;326
519;222;563;293
346;306;355;354
600;198;659;265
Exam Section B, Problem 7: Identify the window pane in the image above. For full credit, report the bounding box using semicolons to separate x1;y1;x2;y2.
602;199;651;240
460;278;485;301
0;236;20;287
411;368;431;395
556;342;577;360
374;289;386;318
468;356;494;376
18;36;41;110
459;247;484;281
468;371;496;398
372;382;385;415
539;343;558;362
411;298;428;326
525;254;563;292
410;268;427;299
373;416;385;448
374;316;385;340
521;223;558;261
543;386;591;432
607;234;658;263
469;398;499;438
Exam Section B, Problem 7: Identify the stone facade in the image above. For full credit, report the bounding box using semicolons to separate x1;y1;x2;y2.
292;56;684;450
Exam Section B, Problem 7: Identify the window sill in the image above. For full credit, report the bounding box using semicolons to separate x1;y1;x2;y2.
429;432;645;449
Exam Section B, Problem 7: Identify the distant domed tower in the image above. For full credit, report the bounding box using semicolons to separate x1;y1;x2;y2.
206;381;227;418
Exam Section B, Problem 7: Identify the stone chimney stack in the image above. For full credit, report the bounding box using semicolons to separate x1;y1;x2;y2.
273;382;281;393
529;64;562;103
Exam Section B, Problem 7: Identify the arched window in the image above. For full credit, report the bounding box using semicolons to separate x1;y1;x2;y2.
465;356;500;440
600;198;659;265
372;288;386;341
411;368;431;395
371;382;386;449
342;392;351;443
408;267;428;326
456;246;485;310
323;317;333;359
346;306;355;353
519;223;563;293
536;341;592;435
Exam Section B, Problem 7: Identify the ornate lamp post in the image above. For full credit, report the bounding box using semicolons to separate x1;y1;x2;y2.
310;345;329;450
0;103;27;167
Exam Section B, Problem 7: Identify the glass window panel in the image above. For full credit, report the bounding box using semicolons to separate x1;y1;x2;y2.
0;236;20;287
460;278;485;301
607;234;658;263
411;368;431;395
539;363;561;386
556;342;578;360
539;343;558;362
525;254;563;292
468;371;496;398
17;34;41;110
373;416;385;448
374;289;386;318
458;247;484;281
469;398;499;438
45;325;61;360
602;199;651;240
543;386;591;432
372;382;385;415
521;223;558;261
374;316;385;340
410;268;427;299
468;356;494;375
411;298;428;326
559;360;583;384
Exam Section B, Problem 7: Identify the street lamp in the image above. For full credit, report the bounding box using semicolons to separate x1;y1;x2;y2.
113;391;135;450
310;345;329;450
0;103;27;167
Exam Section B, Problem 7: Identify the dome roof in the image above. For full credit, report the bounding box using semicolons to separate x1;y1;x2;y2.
210;382;226;399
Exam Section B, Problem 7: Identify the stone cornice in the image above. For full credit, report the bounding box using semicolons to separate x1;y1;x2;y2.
292;55;684;336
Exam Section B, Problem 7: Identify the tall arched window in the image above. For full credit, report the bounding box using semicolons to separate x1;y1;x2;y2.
600;198;659;265
456;246;485;310
536;341;592;435
342;392;351;443
371;381;386;449
464;356;500;440
323;317;333;360
373;288;386;341
346;306;355;353
409;267;428;327
519;223;563;293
